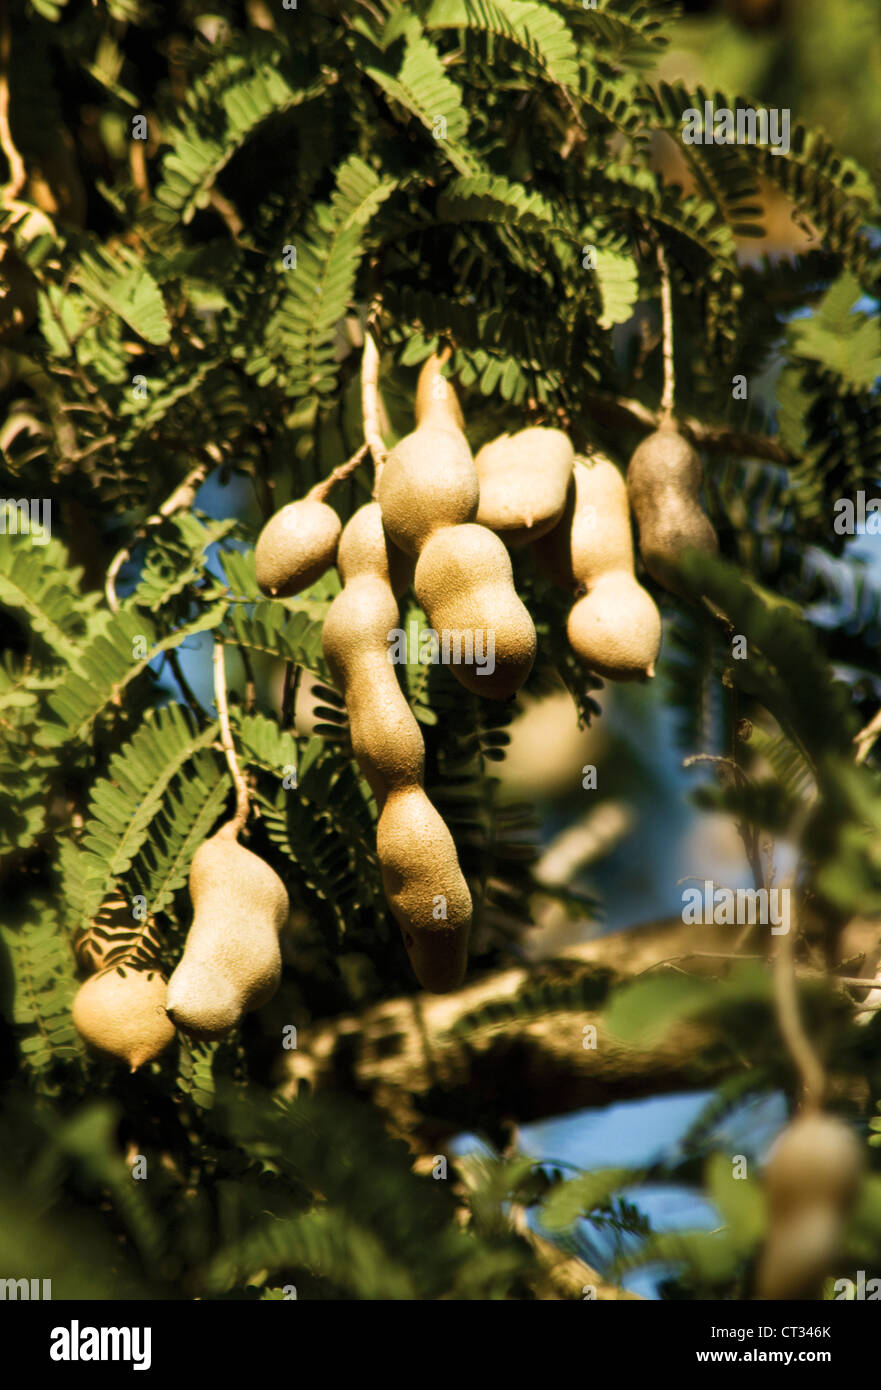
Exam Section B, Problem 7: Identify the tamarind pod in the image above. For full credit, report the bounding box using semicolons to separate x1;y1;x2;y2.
336;501;414;598
378;355;478;556
764;1113;863;1218
414;523;537;700
376;785;472;993
535;455;661;681
626;425;718;595
755;1203;842;1300
414;353;466;431
255;498;341;597
72;965;175;1071
567;573;661;682
321;575;425;802
165;828;289;1040
475;427;575;546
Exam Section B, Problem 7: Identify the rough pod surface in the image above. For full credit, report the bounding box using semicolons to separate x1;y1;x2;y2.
255;498;341;597
377;786;472;992
377;355;478;556
626;424;718;595
475;427;574;546
535;454;661;681
165;829;289;1040
72;966;175;1071
415;523;536;699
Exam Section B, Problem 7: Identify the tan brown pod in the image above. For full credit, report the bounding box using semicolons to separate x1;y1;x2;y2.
335;501;414;599
414;523;536;699
762;1112;863;1218
626;421;718;595
322;503;472;991
255;498;341;597
73;965;175;1071
756;1112;863;1300
535;454;661;681
475;427;574;546
376;786;472;992
321;573;425;803
378;353;477;559
165;825;289;1040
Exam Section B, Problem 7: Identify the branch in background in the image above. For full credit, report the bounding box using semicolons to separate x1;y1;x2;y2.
105;458;214;611
278;919;737;1140
582;391;794;466
213;639;249;837
0;11;25;205
278;914;879;1140
854;706;881;765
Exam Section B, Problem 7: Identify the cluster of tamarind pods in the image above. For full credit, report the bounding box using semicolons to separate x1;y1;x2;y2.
73;350;721;1060
68;352;866;1298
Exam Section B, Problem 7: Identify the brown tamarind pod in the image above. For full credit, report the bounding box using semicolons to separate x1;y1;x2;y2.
414;523;536;699
475;427;574;546
626;421;718;596
756;1112;863;1300
321;505;472;990
336;500;414;599
73;965;175;1071
535;454;661;681
377;786;472;993
255;498;342;597
377;358;478;558
165;826;289;1040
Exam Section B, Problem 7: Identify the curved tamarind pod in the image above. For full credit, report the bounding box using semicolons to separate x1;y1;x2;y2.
414;523;536;700
626;422;718;595
535;455;661;681
322;507;472;990
376;786;472;993
378;356;478;557
321;575;425;802
475;427;574;546
165;827;289;1040
336;501;414;599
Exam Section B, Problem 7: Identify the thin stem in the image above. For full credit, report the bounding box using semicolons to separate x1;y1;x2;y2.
854;706;881;765
105;461;210;611
213;640;249;838
0;8;25;204
656;239;675;421
361;307;388;494
306;442;369;502
772;881;825;1111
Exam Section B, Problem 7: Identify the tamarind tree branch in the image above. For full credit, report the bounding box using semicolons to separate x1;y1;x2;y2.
0;12;25;205
213;639;249;837
854;706;881;765
278;913;878;1141
105;459;213;611
581;391;794;466
277;918;747;1141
